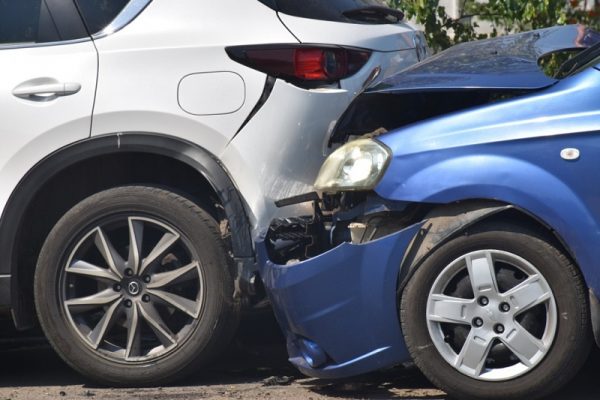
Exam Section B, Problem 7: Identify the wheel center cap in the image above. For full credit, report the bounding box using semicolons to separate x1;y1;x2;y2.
485;308;495;320
127;280;141;296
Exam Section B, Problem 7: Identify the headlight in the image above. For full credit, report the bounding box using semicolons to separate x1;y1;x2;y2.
314;139;391;192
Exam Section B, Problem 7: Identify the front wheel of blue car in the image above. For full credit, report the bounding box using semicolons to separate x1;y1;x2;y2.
401;221;591;400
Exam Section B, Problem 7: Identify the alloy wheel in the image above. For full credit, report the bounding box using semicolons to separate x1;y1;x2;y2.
61;216;205;362
426;249;557;381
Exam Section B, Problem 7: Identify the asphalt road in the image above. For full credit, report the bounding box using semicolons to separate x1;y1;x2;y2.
0;311;597;400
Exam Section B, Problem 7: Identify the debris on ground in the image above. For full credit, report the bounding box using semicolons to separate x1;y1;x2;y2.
262;376;295;386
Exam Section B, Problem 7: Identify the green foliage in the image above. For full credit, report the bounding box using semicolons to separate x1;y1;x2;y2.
539;49;579;77
390;0;478;51
389;0;600;51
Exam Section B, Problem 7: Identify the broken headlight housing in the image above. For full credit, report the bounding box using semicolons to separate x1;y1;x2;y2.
314;139;391;192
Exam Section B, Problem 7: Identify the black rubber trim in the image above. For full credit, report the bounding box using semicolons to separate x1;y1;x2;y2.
38;1;62;42
589;289;600;348
257;0;277;9
275;191;319;208
0;134;254;314
45;0;89;41
233;76;276;138
0;276;10;305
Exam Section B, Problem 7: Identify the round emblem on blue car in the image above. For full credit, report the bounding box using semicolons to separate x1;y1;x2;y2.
560;148;580;161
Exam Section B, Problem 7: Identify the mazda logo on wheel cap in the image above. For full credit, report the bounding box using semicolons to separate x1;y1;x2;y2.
128;281;141;296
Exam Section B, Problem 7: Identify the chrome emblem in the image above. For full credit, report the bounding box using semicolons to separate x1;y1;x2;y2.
128;281;141;296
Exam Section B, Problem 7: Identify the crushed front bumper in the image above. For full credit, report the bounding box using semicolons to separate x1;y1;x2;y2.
257;223;422;379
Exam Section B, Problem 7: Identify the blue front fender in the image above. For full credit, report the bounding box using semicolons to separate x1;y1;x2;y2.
376;137;600;297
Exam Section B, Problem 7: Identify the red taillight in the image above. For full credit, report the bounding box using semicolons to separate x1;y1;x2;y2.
227;45;371;85
295;49;330;80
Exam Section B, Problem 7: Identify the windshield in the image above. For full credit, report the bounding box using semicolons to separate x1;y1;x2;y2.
258;0;403;24
556;31;600;78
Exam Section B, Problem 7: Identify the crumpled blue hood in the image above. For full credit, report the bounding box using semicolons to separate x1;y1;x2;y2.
368;25;600;93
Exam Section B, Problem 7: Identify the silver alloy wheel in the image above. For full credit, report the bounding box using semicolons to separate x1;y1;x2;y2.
426;250;557;381
61;216;205;362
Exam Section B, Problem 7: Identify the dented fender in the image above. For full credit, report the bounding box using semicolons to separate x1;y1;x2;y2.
398;201;512;293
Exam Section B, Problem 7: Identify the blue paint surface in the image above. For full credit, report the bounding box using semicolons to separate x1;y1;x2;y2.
258;224;421;378
377;66;600;295
369;25;599;94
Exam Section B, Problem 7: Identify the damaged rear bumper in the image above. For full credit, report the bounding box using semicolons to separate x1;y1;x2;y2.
257;223;422;379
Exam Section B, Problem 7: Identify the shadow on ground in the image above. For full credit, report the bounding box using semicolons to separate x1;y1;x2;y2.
0;310;598;399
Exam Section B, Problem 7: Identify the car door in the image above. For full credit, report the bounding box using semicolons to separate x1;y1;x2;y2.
0;0;97;207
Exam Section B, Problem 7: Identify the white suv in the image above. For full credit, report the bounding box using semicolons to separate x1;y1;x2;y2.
0;0;425;385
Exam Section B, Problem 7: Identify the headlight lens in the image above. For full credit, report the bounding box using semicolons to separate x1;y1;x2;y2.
314;139;391;192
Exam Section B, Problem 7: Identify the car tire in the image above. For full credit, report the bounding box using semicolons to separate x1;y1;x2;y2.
400;221;591;400
35;186;240;386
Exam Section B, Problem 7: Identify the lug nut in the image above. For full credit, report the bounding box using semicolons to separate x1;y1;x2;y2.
142;294;150;303
499;302;510;312
494;324;505;334
113;284;122;292
472;317;484;328
124;299;133;308
478;296;489;306
143;275;151;283
125;268;134;277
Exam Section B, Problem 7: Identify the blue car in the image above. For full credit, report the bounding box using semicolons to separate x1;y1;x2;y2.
258;25;600;400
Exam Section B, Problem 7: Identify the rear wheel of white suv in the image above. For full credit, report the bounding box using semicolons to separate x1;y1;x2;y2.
34;186;239;386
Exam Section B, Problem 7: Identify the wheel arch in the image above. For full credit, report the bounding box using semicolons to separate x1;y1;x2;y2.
397;199;600;345
0;133;254;329
398;200;593;399
398;199;579;296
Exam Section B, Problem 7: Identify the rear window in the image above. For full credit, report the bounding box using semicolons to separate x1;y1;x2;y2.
75;0;129;34
258;0;403;24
